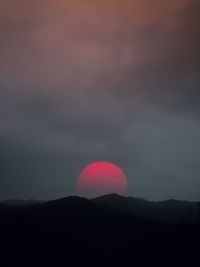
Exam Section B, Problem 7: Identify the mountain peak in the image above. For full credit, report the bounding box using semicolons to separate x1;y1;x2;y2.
93;193;126;201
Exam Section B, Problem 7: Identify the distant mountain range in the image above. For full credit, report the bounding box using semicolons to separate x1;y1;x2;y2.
2;194;200;225
2;199;45;206
0;194;199;267
94;194;200;225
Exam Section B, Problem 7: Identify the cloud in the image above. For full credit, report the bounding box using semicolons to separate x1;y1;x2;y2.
0;0;199;200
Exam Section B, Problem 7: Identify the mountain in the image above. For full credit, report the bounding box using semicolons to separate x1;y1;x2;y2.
0;203;15;225
0;195;199;267
3;199;46;206
93;193;200;225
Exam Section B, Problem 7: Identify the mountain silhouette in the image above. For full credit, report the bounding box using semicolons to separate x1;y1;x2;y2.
0;195;199;267
94;193;200;225
3;199;45;206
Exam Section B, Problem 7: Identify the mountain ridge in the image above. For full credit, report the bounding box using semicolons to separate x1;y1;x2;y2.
93;194;200;224
1;194;199;225
0;194;199;267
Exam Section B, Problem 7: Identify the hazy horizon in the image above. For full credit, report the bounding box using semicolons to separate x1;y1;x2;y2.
1;191;199;203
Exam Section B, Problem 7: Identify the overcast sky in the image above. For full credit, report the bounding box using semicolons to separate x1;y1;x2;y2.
0;0;200;201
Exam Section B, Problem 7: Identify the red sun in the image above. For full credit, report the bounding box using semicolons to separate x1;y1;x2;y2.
77;161;128;198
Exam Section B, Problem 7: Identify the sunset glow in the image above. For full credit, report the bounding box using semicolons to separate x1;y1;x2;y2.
77;162;128;198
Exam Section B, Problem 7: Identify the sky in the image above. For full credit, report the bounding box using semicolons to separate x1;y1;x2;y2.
0;0;200;201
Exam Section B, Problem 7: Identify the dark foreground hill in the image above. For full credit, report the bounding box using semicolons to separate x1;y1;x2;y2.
0;195;199;267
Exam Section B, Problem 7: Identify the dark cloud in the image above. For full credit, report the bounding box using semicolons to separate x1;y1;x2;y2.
0;0;200;200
